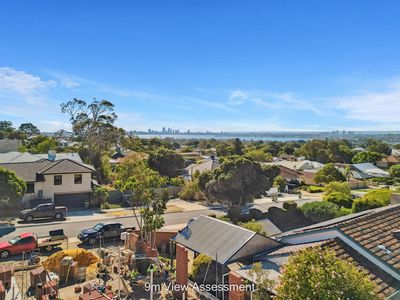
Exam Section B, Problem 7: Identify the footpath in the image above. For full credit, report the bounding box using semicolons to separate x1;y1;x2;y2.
14;199;211;229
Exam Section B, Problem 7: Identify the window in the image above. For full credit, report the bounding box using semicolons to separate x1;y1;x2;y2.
74;174;82;184
54;175;62;185
17;237;35;244
26;183;34;193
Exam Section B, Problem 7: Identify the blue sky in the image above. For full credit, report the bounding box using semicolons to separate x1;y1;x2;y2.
1;1;400;132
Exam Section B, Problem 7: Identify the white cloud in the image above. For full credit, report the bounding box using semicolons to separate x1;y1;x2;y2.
226;89;326;115
0;67;56;105
334;79;400;126
59;78;80;88
228;89;248;105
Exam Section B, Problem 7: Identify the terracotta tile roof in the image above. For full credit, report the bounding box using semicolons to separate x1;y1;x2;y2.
322;238;400;298
338;205;400;272
380;155;400;163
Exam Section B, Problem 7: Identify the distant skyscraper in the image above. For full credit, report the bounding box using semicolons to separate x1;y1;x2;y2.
162;127;166;133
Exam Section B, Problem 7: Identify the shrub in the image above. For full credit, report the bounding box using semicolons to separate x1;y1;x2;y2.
352;197;384;213
352;188;392;212
170;176;184;186
324;181;351;196
389;165;400;178
101;202;121;209
307;186;324;193
276;248;376;300
340;207;352;216
179;181;200;200
283;200;297;211
273;176;287;192
314;163;346;184
324;192;353;209
191;254;212;278
363;188;392;205
301;201;341;223
238;220;265;234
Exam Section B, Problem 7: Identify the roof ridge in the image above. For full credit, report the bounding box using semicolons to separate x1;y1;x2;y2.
38;159;62;173
202;215;257;235
338;204;400;229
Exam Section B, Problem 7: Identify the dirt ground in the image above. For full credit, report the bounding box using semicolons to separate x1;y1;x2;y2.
0;239;200;300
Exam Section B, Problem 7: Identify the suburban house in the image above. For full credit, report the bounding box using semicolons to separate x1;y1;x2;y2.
0;158;95;208
171;215;282;299
183;159;220;180
266;159;324;172
228;205;400;299
266;159;324;186
0;151;83;163
351;162;390;178
377;155;400;169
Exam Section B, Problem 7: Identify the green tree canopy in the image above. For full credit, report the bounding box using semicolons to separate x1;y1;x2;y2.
389;164;400;178
324;192;353;209
245;149;273;162
0;121;14;132
0;167;26;209
301;201;341;223
365;139;391;156
324;181;351;196
314;163;346;184
273;175;286;192
352;151;383;164
200;156;279;222
18;123;40;136
352;189;392;213
148;147;184;178
276;247;376;300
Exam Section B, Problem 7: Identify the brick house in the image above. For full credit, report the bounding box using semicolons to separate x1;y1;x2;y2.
232;205;400;299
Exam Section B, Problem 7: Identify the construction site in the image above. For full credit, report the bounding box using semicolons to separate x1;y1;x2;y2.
0;229;200;300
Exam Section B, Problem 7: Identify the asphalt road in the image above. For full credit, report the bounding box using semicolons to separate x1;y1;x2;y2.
0;208;222;242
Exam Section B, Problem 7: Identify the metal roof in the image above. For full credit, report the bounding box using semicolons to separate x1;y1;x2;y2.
172;215;281;264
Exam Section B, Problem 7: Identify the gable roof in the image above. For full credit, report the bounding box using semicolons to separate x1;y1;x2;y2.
0;151;43;163
380;155;400;164
274;205;400;297
352;163;389;177
0;160;51;182
39;159;94;174
254;238;400;298
172;215;282;264
185;159;220;176
0;151;82;163
0;159;94;182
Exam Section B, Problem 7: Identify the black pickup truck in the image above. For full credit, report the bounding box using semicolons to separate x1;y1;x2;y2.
19;203;68;222
78;223;134;245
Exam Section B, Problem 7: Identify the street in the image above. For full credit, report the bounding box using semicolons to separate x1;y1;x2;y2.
0;208;222;242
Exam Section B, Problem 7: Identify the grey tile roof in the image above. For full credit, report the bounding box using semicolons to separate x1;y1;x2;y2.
0;151;82;163
39;159;94;174
0;151;43;163
0;159;94;182
172;215;281;264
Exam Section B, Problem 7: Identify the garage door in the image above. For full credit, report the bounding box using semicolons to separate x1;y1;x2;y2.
54;193;90;209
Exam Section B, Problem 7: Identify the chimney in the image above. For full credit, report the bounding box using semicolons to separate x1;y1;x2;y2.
48;150;56;161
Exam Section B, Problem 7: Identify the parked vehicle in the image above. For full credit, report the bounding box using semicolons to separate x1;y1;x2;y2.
0;229;68;259
19;203;68;222
78;223;135;245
